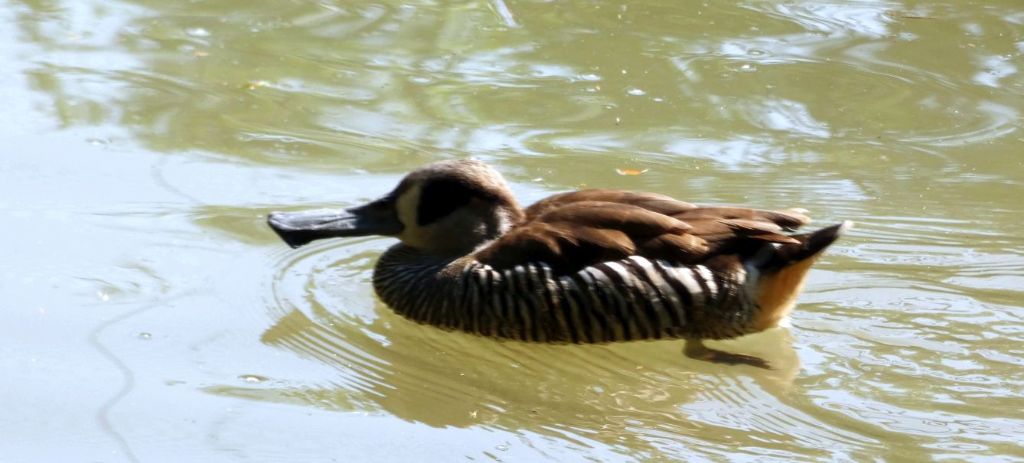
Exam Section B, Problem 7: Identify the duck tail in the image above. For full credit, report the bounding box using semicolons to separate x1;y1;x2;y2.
746;221;853;330
756;220;853;272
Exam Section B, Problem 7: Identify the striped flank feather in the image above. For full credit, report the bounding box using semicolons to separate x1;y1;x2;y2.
374;250;756;343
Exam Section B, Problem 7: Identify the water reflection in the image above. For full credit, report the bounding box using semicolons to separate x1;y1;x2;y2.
14;0;1021;171
197;238;891;461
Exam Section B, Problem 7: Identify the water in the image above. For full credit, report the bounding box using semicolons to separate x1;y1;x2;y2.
2;0;1022;461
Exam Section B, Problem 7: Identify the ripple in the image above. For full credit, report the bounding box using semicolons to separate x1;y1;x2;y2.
814;390;1024;444
12;0;1024;460
773;2;897;38
673;51;1017;148
741;98;831;139
672;4;1021;151
683;375;877;449
254;238;879;459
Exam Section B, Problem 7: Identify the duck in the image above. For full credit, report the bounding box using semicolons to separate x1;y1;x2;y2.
268;159;851;368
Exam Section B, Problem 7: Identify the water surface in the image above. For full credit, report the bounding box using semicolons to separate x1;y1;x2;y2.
2;0;1023;461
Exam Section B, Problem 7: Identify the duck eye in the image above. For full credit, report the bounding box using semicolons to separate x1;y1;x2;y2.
416;179;475;226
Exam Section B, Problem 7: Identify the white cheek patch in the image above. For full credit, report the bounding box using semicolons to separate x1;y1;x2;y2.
395;182;422;239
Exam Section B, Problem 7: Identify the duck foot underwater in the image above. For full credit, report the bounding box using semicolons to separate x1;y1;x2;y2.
268;159;851;368
684;339;771;369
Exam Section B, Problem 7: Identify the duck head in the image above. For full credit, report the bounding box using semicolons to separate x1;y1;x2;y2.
268;160;524;255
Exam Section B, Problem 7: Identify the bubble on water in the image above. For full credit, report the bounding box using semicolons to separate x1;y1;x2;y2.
185;27;210;38
626;88;646;96
137;332;152;340
495;443;510;452
239;374;268;384
739;63;757;72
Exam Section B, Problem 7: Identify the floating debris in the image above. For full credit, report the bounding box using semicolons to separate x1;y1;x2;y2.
243;80;268;90
616;168;649;176
239;374;268;384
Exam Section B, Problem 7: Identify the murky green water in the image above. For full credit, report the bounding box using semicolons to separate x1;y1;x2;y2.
2;0;1023;461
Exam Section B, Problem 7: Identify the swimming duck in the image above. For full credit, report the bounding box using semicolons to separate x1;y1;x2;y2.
268;160;851;368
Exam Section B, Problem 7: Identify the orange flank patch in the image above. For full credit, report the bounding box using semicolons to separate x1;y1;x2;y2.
752;253;821;332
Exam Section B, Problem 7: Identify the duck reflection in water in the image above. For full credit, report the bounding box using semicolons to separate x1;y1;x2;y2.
220;304;807;458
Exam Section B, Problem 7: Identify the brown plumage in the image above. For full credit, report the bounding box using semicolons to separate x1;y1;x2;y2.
268;160;852;368
474;189;811;274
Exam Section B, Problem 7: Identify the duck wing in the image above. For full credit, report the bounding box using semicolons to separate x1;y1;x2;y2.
473;189;811;274
520;189;699;220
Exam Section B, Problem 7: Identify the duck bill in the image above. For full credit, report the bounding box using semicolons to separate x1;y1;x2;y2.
267;198;402;249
